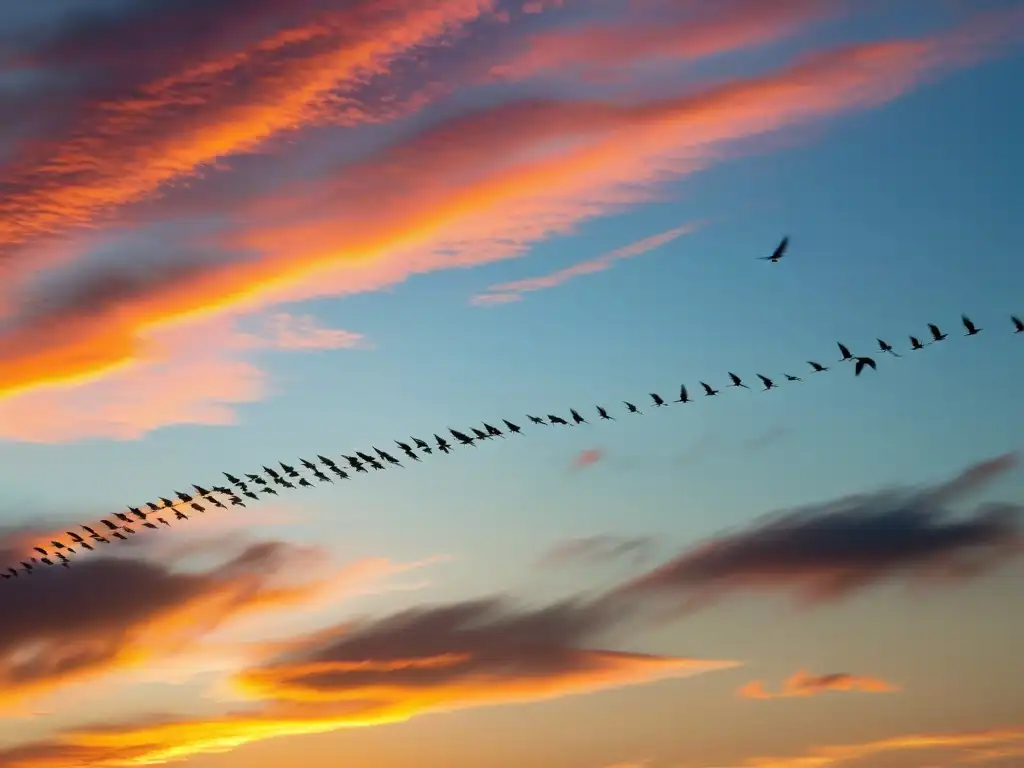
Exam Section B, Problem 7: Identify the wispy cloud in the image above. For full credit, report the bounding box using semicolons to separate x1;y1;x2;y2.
570;447;606;471
471;223;698;306
538;534;655;569
738;670;900;700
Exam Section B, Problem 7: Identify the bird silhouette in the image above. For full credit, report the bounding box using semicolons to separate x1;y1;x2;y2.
344;455;367;472
484;423;506;438
624;401;642;414
280;462;300;478
262;487;279;496
727;372;748;389
300;458;319;472
224;473;243;487
434;434;452;453
375;447;403;466
244;489;260;499
527;414;548;426
909;335;926;350
877;339;901;357
190;502;205;513
128;506;145;520
502;419;522;435
961;315;981;336
757;374;776;391
174;491;193;504
650;393;667;407
331;468;351;481
548;414;570;426
854;356;877;376
228;496;246;506
597;406;615;420
317;455;338;468
355;451;379;465
570;409;587;425
700;382;719;396
675;385;691;404
837;342;854;362
175;510;189;521
263;466;281;479
396;441;420;461
142;521;158;530
411;437;433;454
1012;316;1024;334
246;474;268;486
450;428;475;446
280;477;298;488
760;236;788;263
207;496;226;509
470;427;490;441
927;323;947;342
784;373;802;382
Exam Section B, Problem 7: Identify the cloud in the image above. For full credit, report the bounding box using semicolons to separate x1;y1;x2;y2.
607;452;1024;613
2;7;1021;431
570;447;606;471
471;223;697;305
490;0;835;81
0;595;736;766
727;723;1024;768
738;670;900;700
236;312;368;351
539;534;655;569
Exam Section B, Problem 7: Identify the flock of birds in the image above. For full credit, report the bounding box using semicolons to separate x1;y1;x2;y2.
3;237;1022;582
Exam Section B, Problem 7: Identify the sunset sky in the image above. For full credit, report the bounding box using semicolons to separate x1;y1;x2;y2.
1;1;1023;766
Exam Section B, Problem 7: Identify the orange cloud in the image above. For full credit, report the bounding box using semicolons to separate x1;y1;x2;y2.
471;223;697;305
1;8;1021;438
571;447;606;471
738;670;900;700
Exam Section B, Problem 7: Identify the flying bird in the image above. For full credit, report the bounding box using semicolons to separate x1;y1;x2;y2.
1012;316;1023;334
650;393;667;407
837;342;854;362
484;423;506;438
313;470;333;482
224;473;243;486
470;427;490;441
450;429;475;446
434;434;452;454
245;474;268;485
854;356;877;376
190;502;206;513
877;339;900;357
300;458;319;472
909;335;926;350
927;323;947;342
374;447;403;466
527;414;548;426
174;491;193;503
727;372;748;389
760;236;788;263
675;385;691;404
700;382;719;396
502;419;522;435
570;409;587;425
344;455;367;472
279;462;300;478
548;414;569;426
228;496;247;506
757;374;776;391
961;315;981;336
411;437;433;454
624;401;642;414
784;373;802;382
193;485;212;496
597;405;615;420
263;466;281;479
331;468;351;480
206;496;226;509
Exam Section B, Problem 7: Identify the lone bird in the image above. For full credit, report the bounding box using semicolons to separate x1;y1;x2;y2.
909;335;926;351
597;406;615;420
624;401;642;414
502;419;522;435
854;356;877;376
675;385;691;404
757;374;776;391
650;393;667;407
837;342;854;362
760;236;788;263
877;339;900;357
1012;315;1024;334
570;409;587;425
701;382;719;396
927;323;947;342
961;315;982;336
727;372;749;389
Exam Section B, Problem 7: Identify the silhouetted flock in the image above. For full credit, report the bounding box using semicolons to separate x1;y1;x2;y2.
3;288;1021;580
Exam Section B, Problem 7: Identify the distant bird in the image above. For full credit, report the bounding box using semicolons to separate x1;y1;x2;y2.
877;339;900;357
211;485;231;496
158;517;171;527
262;487;279;496
434;434;452;453
159;497;175;509
727;372;749;389
597;406;615;420
100;520;118;531
1012;315;1024;334
224;473;243;487
300;458;319;472
548;414;570;426
190;502;205;513
854;356;877;376
206;496;226;509
757;374;776;391
760;236;788;263
194;485;212;496
313;470;332;482
374;447;402;466
484;422;506;438
624;401;642;414
113;532;127;541
927;323;947;342
396;441;420;461
569;409;587;425
228;496;246;506
244;490;260;499
411;437;433;454
909;335;926;350
356;451;378;465
175;510;188;521
837;342;854;362
142;521;158;530
675;385;691;404
650;393;667;407
961;315;981;336
527;414;548;426
784;373;802;382
128;506;145;520
331;468;350;480
450;429;475;446
174;491;193;503
701;381;719;396
344;455;367;472
263;466;281;479
280;478;297;488
114;512;132;523
280;462;299;478
470;427;490;441
502;419;522;435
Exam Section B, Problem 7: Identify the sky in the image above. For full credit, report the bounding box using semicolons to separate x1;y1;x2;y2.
0;0;1023;766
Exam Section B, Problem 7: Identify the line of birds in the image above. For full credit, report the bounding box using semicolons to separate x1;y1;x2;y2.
3;310;1020;582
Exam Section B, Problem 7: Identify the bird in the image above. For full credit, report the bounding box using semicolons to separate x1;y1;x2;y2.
484;423;506;438
280;462;300;478
434;434;452;454
262;487;279;496
313;470;333;482
909;335;926;350
700;381;719;396
757;374;776;391
1011;315;1024;334
411;437;433;454
854;356;877;376
246;474;268;486
128;506;145;520
470;427;490;441
961;315;981;336
174;510;189;521
727;372;748;389
142;521;158;530
331;468;351;481
190;502;206;513
527;414;548;426
548;414;569;426
877;339;901;357
158;517;171;527
675;385;691;404
174;491;193;504
159;496;175;509
837;342;854;362
244;489;260;499
650;393;667;407
193;485;212;496
100;520;118;531
146;501;161;512
280;478;298;488
344;455;367;473
760;236;788;263
356;450;379;465
206;496;226;509
263;466;281;479
569;409;587;425
114;512;132;523
228;496;247;506
450;428;475;446
784;373;802;382
375;447;403;467
624;401;642;414
300;458;319;472
927;323;947;342
597;406;615;420
396;443;420;462
211;485;232;496
502;419;522;435
224;473;244;487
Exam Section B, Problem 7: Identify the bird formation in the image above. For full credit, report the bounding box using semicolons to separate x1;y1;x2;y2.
3;311;1020;582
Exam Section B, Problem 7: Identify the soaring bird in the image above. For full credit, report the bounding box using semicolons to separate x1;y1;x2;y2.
624;401;642;414
244;489;260;499
128;506;146;520
142;521;158;530
114;512;132;523
675;385;691;404
727;372;749;389
113;532;127;541
316;455;337;468
280;462;299;478
193;485;212;496
356;450;378;464
757;374;776;391
597;406;615;420
961;315;982;336
262;487;279;496
158;517;171;527
700;382;719;396
396;442;420;461
854;356;877;376
877;339;901;357
502;419;522;435
1012;315;1024;334
210;485;232;496
246;474;268;486
100;520;118;531
450;429;475;446
837;342;854;362
344;455;367;472
411;437;433;454
300;458;319;472
548;414;569;426
159;497;175;509
190;502;206;513
484;423;506;438
569;409;587;425
927;323;947;342
909;335;926;351
313;470;333;482
175;491;193;504
175;510;189;521
146;501;161;512
228;496;247;506
470;427;490;441
760;236;788;263
375;447;403;466
434;434;452;453
224;473;243;487
279;478;297;488
650;393;667;407
206;496;226;509
263;466;281;479
330;468;350;480
784;373;802;382
527;414;547;426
